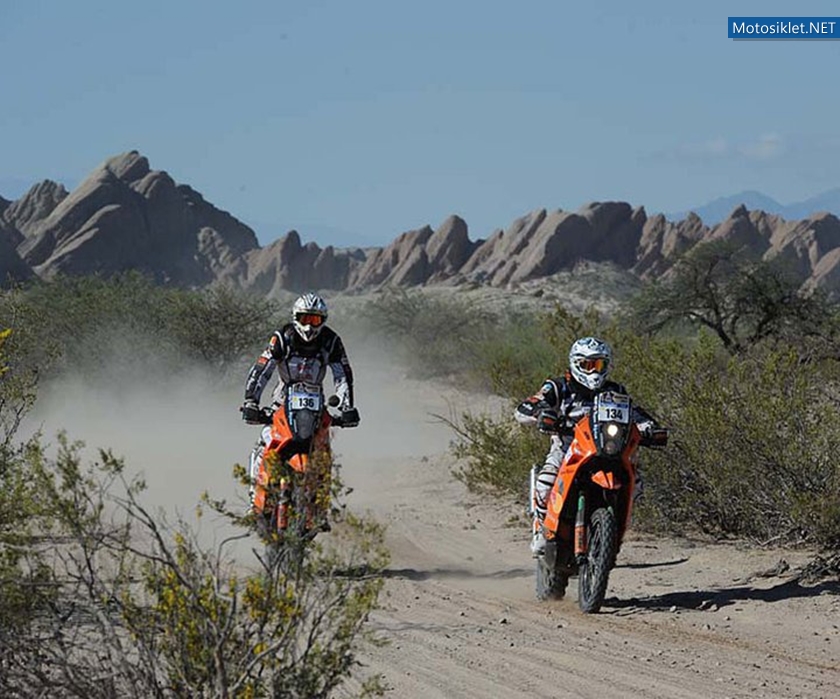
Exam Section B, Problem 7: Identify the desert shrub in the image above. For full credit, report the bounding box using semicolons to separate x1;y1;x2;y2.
471;316;557;397
0;437;388;698
0;328;40;447
161;284;281;371
0;274;278;383
449;409;546;499
448;300;840;548
358;289;582;394
357;289;491;380
634;344;840;546
0;329;57;633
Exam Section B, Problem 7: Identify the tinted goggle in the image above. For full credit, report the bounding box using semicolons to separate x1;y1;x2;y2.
296;313;325;327
575;357;608;373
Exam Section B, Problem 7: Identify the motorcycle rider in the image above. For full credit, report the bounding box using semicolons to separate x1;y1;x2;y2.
240;292;360;523
515;336;660;556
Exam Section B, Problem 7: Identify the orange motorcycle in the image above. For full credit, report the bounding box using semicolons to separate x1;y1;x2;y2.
531;391;667;612
246;383;348;564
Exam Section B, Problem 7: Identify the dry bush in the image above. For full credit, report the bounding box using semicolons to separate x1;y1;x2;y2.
0;438;388;698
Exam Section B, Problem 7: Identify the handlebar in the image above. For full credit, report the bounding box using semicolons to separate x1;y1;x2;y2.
242;404;353;428
255;406;274;425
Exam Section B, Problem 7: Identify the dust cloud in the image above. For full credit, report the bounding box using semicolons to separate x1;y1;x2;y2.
17;326;483;551
22;367;249;515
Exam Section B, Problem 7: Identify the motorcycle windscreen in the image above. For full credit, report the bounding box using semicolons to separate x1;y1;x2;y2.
290;409;318;441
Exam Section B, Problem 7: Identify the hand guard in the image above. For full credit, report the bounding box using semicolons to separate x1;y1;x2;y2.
638;421;669;448
240;400;263;424
537;409;559;434
341;407;360;428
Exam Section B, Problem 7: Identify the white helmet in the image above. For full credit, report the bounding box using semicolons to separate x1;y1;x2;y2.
569;337;612;391
292;293;328;342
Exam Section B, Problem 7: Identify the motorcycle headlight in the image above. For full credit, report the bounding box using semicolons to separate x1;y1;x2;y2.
601;422;624;455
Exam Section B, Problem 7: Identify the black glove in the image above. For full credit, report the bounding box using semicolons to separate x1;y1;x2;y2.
341;407;360;428
642;427;669;448
240;400;262;424
537;409;559;434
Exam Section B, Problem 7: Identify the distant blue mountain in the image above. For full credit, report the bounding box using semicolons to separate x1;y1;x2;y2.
781;189;840;220
667;188;840;225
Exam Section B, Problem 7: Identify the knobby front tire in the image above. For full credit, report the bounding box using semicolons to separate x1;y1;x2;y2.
577;506;618;614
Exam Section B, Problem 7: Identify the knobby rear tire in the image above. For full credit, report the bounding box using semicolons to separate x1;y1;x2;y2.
536;556;569;601
577;507;618;614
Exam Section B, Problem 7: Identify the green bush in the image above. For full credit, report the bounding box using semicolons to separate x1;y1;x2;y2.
445;300;840;548
161;284;282;371
357;288;491;380
635;344;840;546
358;289;574;394
449;408;545;499
0;274;279;384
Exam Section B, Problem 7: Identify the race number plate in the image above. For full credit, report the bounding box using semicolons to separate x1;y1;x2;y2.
596;392;630;424
289;388;322;411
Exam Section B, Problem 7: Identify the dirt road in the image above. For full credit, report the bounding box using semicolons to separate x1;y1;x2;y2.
336;354;840;699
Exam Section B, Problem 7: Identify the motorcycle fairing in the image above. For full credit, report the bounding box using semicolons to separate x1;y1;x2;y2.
252;406;334;517
543;415;641;541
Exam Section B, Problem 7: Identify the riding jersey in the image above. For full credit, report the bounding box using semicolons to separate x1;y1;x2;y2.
244;324;354;410
515;372;655;443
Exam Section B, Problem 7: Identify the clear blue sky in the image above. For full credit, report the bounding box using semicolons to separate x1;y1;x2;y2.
1;0;837;246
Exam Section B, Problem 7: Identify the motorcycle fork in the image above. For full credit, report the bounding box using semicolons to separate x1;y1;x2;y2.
574;493;587;561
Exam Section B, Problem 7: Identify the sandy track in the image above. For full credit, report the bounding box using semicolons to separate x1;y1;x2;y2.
335;354;840;699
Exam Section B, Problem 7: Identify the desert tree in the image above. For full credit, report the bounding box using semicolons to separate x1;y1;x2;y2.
630;241;838;356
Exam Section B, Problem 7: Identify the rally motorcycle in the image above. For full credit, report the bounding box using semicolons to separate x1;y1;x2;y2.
531;391;667;613
244;383;349;568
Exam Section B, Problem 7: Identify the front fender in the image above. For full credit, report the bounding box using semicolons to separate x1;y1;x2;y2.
591;470;622;491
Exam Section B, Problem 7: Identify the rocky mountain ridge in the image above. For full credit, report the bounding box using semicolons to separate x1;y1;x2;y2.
4;151;840;297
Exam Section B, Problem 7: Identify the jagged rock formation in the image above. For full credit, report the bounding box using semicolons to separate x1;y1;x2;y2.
633;212;709;278
233;231;365;297
348;216;478;288
4;151;840;298
12;151;259;285
2;180;68;237
454;203;646;286
347;203;840;296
